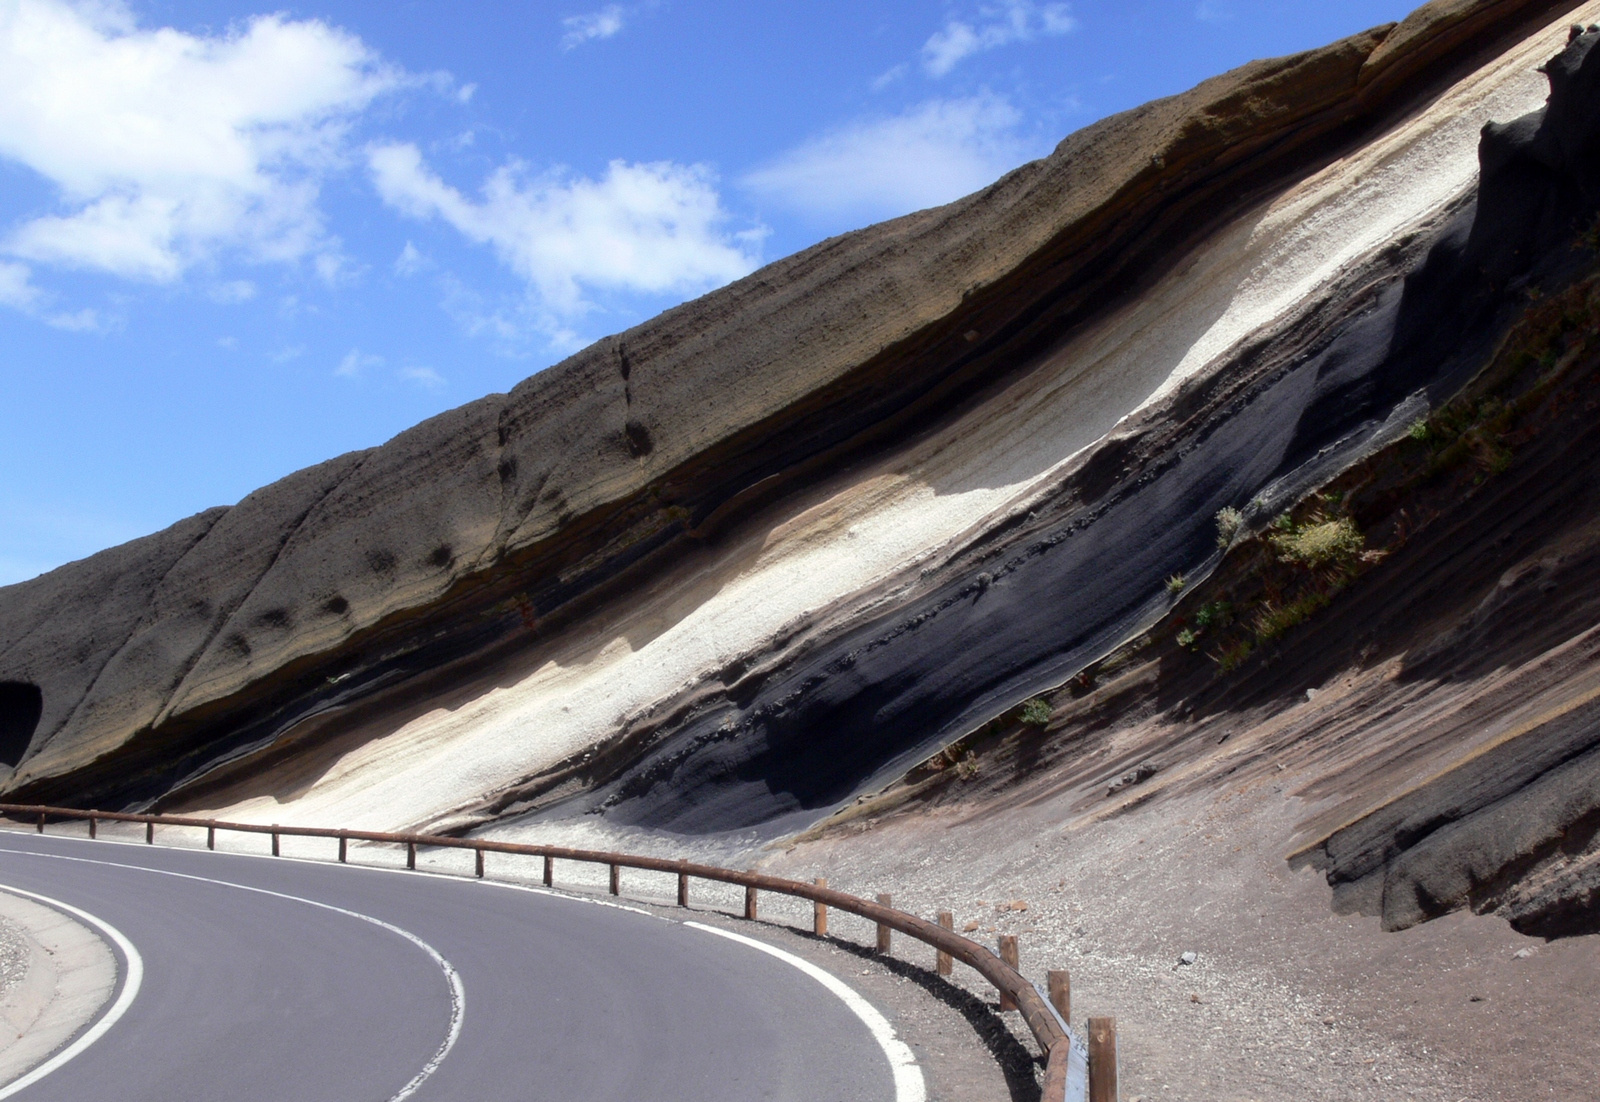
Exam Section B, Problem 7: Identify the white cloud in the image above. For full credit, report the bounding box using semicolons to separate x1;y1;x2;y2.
0;0;401;284
872;64;909;92
336;348;383;376
561;5;626;50
1195;1;1234;22
741;94;1040;223
399;365;444;388
368;142;761;326
394;240;427;275
209;279;256;303
922;1;1076;77
0;260;41;312
0;257;103;329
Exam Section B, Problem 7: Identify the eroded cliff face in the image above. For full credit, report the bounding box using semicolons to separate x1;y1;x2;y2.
2;0;1598;936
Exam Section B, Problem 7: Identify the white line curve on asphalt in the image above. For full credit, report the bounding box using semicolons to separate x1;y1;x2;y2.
684;921;926;1102
0;847;464;1102
0;885;144;1101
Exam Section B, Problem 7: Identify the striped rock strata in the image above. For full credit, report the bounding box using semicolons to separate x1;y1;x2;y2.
3;1;1600;938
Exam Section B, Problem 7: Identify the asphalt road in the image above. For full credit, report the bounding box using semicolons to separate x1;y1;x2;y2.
0;832;908;1102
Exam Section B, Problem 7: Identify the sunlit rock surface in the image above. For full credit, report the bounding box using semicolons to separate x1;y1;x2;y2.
3;0;1600;936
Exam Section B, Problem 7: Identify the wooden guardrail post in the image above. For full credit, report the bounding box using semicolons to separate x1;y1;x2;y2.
936;911;954;976
678;871;689;907
609;863;620;896
35;812;43;834
998;935;1019;1011
0;799;1081;1079
1088;1017;1117;1102
145;820;154;844
1048;968;1071;1023
407;841;417;870
813;878;828;935
475;846;485;878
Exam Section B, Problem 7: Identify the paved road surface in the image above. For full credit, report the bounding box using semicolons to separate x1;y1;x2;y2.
0;832;908;1101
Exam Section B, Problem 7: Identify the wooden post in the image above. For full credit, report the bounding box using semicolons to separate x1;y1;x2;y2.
936;912;954;976
36;812;43;833
338;835;347;863
609;863;620;896
813;878;828;936
406;841;416;870
207;825;215;850
744;884;758;920
145;820;154;844
271;830;280;857
543;855;553;886
1048;969;1071;1024
475;847;485;878
1088;1017;1117;1102
677;872;689;907
88;816;96;840
876;893;892;954
998;935;1019;1011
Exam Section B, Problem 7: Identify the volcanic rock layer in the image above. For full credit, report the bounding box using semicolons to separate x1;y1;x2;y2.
3;1;1600;936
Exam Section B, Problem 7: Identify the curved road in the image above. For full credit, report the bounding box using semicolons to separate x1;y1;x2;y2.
0;832;914;1101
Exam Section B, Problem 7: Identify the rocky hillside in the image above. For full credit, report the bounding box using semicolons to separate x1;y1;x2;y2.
3;0;1599;940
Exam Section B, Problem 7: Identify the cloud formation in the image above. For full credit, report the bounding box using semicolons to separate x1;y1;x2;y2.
368;143;761;330
0;0;402;284
741;94;1040;224
561;5;626;50
922;1;1076;77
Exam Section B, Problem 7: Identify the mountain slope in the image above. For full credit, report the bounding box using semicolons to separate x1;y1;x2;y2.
3;0;1598;942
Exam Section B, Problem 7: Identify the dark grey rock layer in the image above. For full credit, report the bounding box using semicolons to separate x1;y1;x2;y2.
0;0;1582;820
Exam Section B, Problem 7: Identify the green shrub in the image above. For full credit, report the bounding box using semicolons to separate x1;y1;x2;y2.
1270;517;1364;566
1175;628;1198;648
1165;573;1187;594
1217;640;1254;673
1407;417;1430;442
1215;506;1244;548
1193;601;1232;629
1019;697;1052;727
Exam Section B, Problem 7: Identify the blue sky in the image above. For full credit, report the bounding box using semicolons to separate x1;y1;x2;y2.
0;0;1423;584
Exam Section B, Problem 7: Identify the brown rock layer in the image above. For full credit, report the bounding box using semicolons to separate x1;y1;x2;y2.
0;0;1583;816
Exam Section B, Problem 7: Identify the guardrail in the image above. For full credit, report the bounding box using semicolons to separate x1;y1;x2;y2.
0;802;1117;1102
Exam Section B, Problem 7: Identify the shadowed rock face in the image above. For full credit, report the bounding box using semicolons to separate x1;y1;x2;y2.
0;0;1590;856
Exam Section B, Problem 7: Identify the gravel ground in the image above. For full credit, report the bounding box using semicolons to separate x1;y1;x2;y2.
758;778;1599;1102
0;916;29;1003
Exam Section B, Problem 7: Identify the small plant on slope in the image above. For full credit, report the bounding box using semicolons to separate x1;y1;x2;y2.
1019;697;1053;726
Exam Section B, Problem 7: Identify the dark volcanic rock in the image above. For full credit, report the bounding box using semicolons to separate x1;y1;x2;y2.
0;0;1585;825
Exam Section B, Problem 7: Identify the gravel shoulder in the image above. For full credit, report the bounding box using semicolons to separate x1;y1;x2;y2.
0;887;118;1091
759;775;1599;1102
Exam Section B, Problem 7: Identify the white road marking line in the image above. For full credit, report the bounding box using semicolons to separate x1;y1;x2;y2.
9;830;929;1102
0;885;144;1100
684;920;927;1102
0;847;463;1102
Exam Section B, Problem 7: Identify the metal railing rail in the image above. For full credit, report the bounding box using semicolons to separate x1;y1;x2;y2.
0;802;1111;1102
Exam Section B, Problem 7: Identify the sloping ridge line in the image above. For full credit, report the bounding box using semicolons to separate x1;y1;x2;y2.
0;0;1582;807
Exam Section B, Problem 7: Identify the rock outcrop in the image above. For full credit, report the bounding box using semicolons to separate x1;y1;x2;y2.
4;0;1600;939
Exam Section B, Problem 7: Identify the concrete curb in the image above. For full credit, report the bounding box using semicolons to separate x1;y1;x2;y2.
0;889;116;1089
